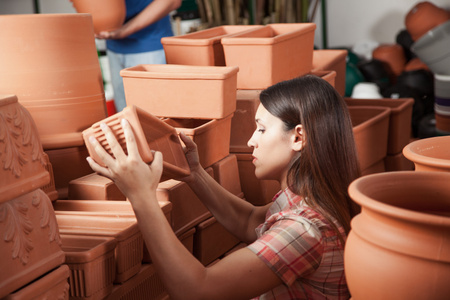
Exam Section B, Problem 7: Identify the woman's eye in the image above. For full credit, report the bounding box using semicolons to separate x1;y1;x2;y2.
257;128;265;133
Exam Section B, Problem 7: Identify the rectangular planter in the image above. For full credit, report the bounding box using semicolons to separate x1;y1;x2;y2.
221;23;316;89
61;234;116;300
349;106;391;171
82;105;190;182
68;173;125;200
211;154;243;197
162;25;262;66
312;49;348;96
120;64;239;119
164;113;233;168
193;217;240;266
55;214;143;284
310;70;336;89
345;97;414;154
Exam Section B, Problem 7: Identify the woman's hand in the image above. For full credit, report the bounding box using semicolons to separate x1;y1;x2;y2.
86;119;163;202
179;132;203;183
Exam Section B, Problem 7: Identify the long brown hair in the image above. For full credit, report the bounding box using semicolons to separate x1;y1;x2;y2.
259;75;360;240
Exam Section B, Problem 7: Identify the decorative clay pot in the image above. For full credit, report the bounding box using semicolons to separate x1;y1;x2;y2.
403;135;450;172
72;0;126;34
0;14;107;149
346;171;450;300
405;1;450;41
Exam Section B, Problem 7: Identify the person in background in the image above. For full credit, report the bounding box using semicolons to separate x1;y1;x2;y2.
86;75;361;299
96;0;181;112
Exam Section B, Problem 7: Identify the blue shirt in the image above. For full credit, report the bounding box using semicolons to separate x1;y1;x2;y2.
106;0;174;54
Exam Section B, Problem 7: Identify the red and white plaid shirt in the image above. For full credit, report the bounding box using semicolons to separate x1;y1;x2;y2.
247;189;350;300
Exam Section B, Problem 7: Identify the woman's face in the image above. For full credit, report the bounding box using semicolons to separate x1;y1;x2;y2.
247;104;300;187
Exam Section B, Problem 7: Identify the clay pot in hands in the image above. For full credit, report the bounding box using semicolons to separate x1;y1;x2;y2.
345;171;450;300
405;1;450;41
403;136;450;172
72;0;126;34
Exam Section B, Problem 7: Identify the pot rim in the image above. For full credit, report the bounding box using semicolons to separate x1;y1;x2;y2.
403;136;450;169
348;171;450;226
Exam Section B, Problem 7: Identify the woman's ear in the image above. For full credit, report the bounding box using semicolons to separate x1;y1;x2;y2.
292;125;304;152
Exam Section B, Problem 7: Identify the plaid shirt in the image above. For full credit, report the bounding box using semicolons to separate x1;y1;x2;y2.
247;189;350;300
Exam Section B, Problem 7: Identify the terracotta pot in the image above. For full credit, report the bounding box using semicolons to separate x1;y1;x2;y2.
68;172;125;200
162;25;263;66
83;105;190;181
193;216;240;266
61;234;117;300
0;189;65;298
310;70;337;89
312;49;348;96
372;44;407;80
349;106;391;171
404;57;429;72
434;112;450;134
163;113;233;168
55;214;143;284
0;95;50;203
71;0;126;34
405;1;450;41
403;136;450;172
120;64;239;119
221;23;316;89
0;14;108;149
346;171;450;300
2;265;70;300
211;154;243;197
345;98;414;155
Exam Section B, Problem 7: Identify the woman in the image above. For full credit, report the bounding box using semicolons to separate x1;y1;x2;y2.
87;75;360;299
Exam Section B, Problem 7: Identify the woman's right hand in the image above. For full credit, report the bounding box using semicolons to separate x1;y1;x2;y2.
179;132;202;183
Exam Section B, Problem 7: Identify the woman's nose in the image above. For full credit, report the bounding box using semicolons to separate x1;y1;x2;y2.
247;131;257;148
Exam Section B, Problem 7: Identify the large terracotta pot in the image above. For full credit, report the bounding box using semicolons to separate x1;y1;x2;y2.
0;14;107;149
405;1;450;41
72;0;126;34
403;135;450;172
346;171;450;300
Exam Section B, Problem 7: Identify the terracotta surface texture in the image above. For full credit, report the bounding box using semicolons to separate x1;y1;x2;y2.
68;172;126;200
312;49;348;96
120;64;239;119
83;105;190;181
221;23;316;89
403;135;450;172
384;152;414;172
211;154;243;197
0;14;107;149
346;171;450;300
162;25;263;66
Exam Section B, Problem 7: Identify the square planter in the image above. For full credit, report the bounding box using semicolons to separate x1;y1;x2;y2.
193;216;240;266
221;23;316;89
61;234;116;300
162;25;262;66
55;214;143;284
120;64;239;119
2;265;70;300
164;113;233;168
345;98;414;154
349;106;391;172
312;49;348;96
211;154;243;197
83;105;190;182
234;153;281;206
310;70;336;89
68;173;125;200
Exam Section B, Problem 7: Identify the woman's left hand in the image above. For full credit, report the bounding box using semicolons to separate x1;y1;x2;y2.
86;119;163;202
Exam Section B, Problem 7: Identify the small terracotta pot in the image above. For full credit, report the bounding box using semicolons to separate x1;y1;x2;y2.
83;105;190;181
72;0;126;34
435;112;450;134
346;171;450;300
312;49;348;96
405;1;450;41
403;135;450;172
372;44;407;80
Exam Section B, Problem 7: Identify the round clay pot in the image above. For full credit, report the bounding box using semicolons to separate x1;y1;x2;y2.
0;14;107;149
405;1;450;41
72;0;126;34
372;44;406;79
346;171;450;300
403;135;450;171
404;57;429;72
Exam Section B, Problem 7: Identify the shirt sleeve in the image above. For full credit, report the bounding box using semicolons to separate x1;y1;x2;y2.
247;216;324;286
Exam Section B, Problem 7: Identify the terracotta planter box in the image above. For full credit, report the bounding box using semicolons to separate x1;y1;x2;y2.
231;89;261;153
120;64;239;119
221;23;316;89
68;173;125;200
164;113;233;168
345;97;414;154
162;25;262;66
2;265;70;300
349;106;391;172
403;136;450;172
384;152;414;172
193;216;240;266
310;70;336;89
211;154;243;197
61;234;116;300
83;105;190;182
55;214;143;284
312;49;348;96
234;153;281;206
